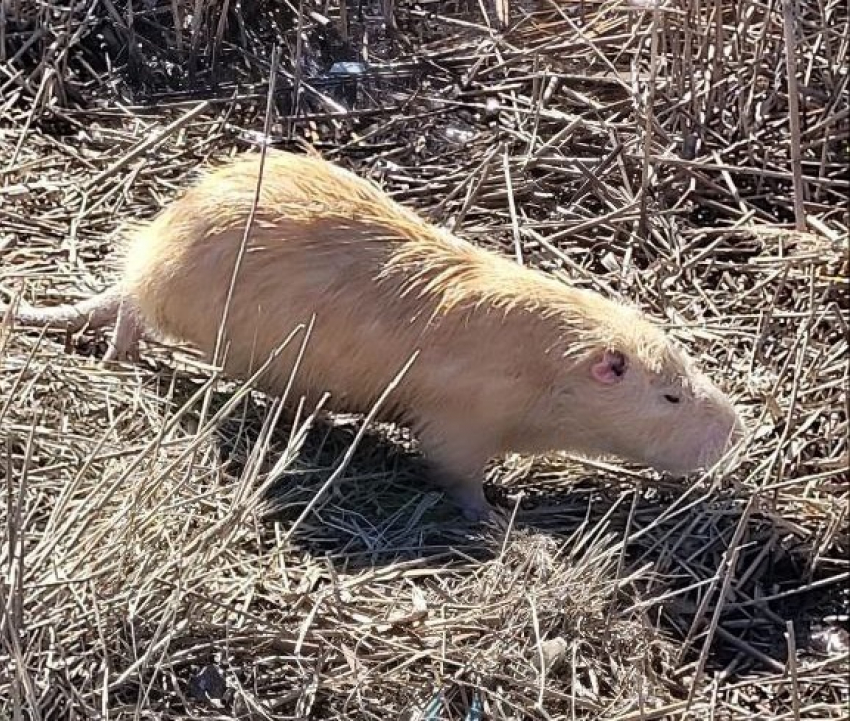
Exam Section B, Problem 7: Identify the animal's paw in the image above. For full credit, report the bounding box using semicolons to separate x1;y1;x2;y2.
460;501;495;523
102;304;145;363
451;489;495;523
429;464;494;523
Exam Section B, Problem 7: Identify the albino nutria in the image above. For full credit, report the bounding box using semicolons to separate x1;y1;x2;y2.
3;150;744;519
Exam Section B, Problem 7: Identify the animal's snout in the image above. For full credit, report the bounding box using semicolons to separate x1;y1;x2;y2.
699;414;744;470
653;412;743;477
712;419;740;450
728;416;745;447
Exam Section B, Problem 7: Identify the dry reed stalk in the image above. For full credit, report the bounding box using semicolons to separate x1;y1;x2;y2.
0;0;847;718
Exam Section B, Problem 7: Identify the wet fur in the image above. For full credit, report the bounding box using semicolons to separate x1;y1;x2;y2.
3;150;743;518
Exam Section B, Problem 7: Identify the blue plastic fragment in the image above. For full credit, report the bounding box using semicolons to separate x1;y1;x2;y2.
464;692;483;721
328;62;368;75
422;691;444;720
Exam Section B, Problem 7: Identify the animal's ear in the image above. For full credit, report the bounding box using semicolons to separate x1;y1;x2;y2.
591;350;628;384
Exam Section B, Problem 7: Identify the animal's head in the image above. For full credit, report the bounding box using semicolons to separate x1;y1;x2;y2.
565;308;744;476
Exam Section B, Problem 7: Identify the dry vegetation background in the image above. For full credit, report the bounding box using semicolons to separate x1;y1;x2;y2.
0;0;848;718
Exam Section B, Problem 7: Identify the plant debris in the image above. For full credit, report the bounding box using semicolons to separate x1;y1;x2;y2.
1;0;847;718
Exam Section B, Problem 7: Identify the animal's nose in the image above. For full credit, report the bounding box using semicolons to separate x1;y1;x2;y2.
700;420;739;464
727;415;745;446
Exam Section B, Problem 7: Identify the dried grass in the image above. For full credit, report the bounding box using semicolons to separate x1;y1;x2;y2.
1;0;848;718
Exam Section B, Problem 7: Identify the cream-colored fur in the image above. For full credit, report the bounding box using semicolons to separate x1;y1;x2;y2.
6;150;743;519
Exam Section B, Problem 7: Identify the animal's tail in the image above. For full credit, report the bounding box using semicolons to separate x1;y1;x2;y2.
1;287;122;333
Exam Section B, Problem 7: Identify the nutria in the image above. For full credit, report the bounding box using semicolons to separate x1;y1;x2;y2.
2;150;744;519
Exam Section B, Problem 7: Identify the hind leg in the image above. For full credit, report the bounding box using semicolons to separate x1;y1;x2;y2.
103;300;144;362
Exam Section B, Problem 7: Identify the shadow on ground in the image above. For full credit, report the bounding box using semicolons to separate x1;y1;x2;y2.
168;376;849;680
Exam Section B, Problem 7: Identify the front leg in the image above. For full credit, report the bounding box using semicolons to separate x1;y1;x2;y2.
417;429;496;522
